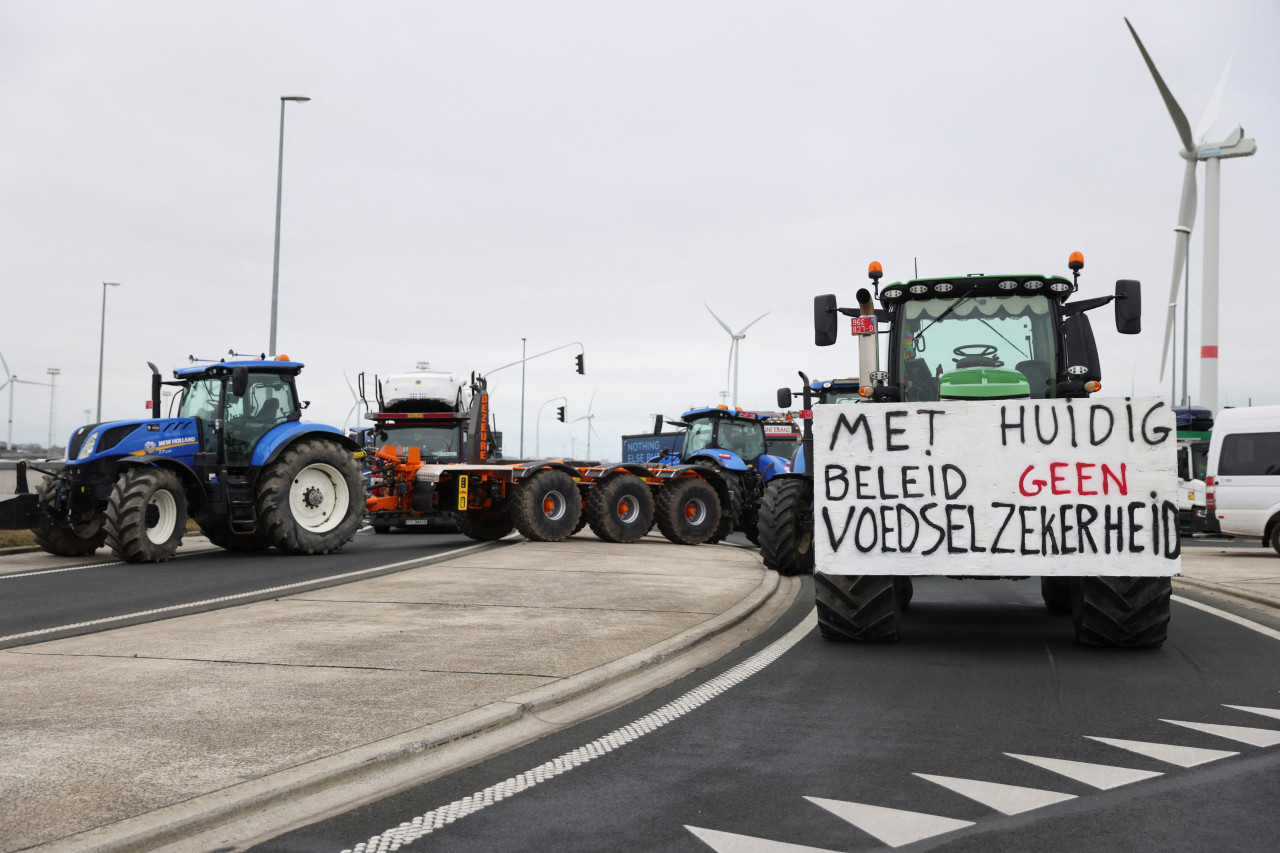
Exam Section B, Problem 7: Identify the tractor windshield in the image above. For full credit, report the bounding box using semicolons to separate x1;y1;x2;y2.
897;294;1057;401
178;378;221;424
682;418;715;457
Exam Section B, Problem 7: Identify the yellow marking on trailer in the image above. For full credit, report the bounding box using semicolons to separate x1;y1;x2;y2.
457;475;469;510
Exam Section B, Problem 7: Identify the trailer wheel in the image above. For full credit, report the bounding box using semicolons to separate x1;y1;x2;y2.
105;467;188;563
371;523;392;535
586;473;654;543
257;439;364;555
1040;577;1075;614
816;573;902;641
195;514;271;551
31;478;107;557
453;507;514;540
757;478;814;576
511;469;581;542
655;477;721;545
1071;576;1171;648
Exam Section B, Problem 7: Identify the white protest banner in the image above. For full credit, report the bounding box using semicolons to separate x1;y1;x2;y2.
813;397;1180;577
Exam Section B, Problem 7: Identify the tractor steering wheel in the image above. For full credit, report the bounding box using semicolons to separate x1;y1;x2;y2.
952;344;1002;368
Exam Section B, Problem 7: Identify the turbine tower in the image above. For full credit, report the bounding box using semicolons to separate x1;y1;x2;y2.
1125;18;1257;414
704;305;769;409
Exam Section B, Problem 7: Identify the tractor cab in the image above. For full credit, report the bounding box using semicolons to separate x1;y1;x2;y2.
656;406;790;481
173;359;302;467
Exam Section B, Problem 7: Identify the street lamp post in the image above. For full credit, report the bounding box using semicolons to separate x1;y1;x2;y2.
536;396;568;458
46;368;59;452
97;281;121;422
269;94;311;357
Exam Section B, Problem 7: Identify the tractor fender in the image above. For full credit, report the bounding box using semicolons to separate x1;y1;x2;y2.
756;452;791;483
252;424;361;468
685;449;749;472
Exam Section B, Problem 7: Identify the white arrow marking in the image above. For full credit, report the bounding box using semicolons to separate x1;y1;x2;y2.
1224;705;1280;722
1087;736;1238;767
914;773;1075;815
805;797;974;847
1161;719;1280;747
1005;753;1163;790
686;826;842;853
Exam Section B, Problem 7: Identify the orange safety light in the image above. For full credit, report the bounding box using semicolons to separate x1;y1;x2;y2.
1068;251;1084;271
275;353;291;361
868;261;883;282
859;385;874;398
716;404;728;410
1085;380;1101;393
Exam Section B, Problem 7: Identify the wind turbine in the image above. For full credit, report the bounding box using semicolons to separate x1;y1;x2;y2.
341;370;369;434
0;350;51;450
1125;18;1257;414
704;305;769;409
570;390;598;461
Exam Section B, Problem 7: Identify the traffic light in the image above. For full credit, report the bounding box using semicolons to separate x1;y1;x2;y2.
575;353;585;374
556;406;566;422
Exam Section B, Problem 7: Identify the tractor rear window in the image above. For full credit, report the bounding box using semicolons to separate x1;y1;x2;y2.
1219;432;1280;476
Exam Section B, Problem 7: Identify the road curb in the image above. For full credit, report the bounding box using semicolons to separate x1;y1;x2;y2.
1173;576;1280;619
35;560;783;853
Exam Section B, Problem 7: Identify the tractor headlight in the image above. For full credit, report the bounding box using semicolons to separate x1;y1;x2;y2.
77;431;100;460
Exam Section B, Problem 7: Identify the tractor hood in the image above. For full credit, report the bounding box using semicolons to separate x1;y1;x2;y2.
937;367;1030;401
66;418;201;464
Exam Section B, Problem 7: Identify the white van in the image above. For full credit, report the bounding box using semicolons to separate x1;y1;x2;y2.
1206;405;1280;554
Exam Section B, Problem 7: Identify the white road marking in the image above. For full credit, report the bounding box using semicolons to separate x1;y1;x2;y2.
686;825;841;853
343;611;817;853
1086;736;1238;767
0;542;495;645
804;797;974;848
1172;594;1280;642
1223;704;1280;722
1004;753;1163;789
0;560;124;579
914;773;1075;815
1160;719;1280;747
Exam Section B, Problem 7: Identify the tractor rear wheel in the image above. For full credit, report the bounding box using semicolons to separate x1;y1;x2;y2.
655;478;721;545
586;473;654;543
1071;576;1171;648
105;467;188;563
453;507;514;540
815;573;902;641
758;478;814;576
195;514;271;551
511;469;582;542
31;477;106;557
257;439;364;555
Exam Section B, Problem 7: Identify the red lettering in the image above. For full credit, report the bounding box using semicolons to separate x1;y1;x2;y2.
1102;463;1128;496
1050;462;1069;495
1018;465;1046;497
1075;462;1097;496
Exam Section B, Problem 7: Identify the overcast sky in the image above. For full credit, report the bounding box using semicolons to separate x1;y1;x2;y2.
2;0;1277;458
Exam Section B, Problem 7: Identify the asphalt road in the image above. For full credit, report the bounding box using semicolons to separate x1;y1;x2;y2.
254;575;1280;853
0;529;475;648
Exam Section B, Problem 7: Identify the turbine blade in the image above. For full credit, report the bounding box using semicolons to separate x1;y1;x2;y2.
704;303;735;336
738;311;770;335
1125;18;1196;153
1159;159;1199;379
1195;51;1235;143
0;349;9;378
0;379;10;392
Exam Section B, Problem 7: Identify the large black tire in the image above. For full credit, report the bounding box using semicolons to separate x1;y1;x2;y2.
586;473;654;543
371;523;392;535
1071;576;1172;648
696;466;741;545
31;478;106;557
511;469;582;542
105;467;188;563
655;477;721;545
758;478;815;576
195;513;271;551
257;439;364;555
453;507;515;540
815;573;902;641
1041;576;1075;614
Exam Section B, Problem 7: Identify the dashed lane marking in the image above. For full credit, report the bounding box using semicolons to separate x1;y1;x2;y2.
804;798;974;848
0;560;124;579
913;773;1075;815
1172;594;1280;642
1004;753;1163;789
1161;718;1280;747
686;825;843;853
1084;736;1238;767
339;611;817;853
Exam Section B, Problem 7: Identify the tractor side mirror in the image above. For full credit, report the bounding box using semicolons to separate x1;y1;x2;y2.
777;387;793;408
230;366;249;397
1114;279;1141;335
814;294;838;346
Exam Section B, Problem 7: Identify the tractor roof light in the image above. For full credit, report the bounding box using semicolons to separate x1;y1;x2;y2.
908;284;928;294
1068;251;1084;271
880;287;904;303
998;280;1019;290
1024;279;1044;291
868;261;883;282
1049;281;1072;293
934;282;953;293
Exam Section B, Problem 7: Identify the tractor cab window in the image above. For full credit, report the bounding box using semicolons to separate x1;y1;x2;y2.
177;378;221;426
717;419;766;463
223;373;297;467
898;294;1057;401
682;418;715;458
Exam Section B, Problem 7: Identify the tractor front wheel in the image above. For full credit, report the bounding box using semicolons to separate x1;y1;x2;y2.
586;473;654;543
257;439;364;555
105;467;188;563
815;573;903;641
757;478;815;576
31;477;107;557
1071;576;1171;648
511;469;582;542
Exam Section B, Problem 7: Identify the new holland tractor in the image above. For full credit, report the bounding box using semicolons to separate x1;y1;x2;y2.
759;254;1179;648
0;356;365;562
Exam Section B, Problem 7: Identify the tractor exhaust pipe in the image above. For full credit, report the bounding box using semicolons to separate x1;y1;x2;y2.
856;288;878;391
147;362;162;418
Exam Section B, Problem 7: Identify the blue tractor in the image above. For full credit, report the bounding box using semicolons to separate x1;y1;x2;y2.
0;357;365;562
653;406;790;544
